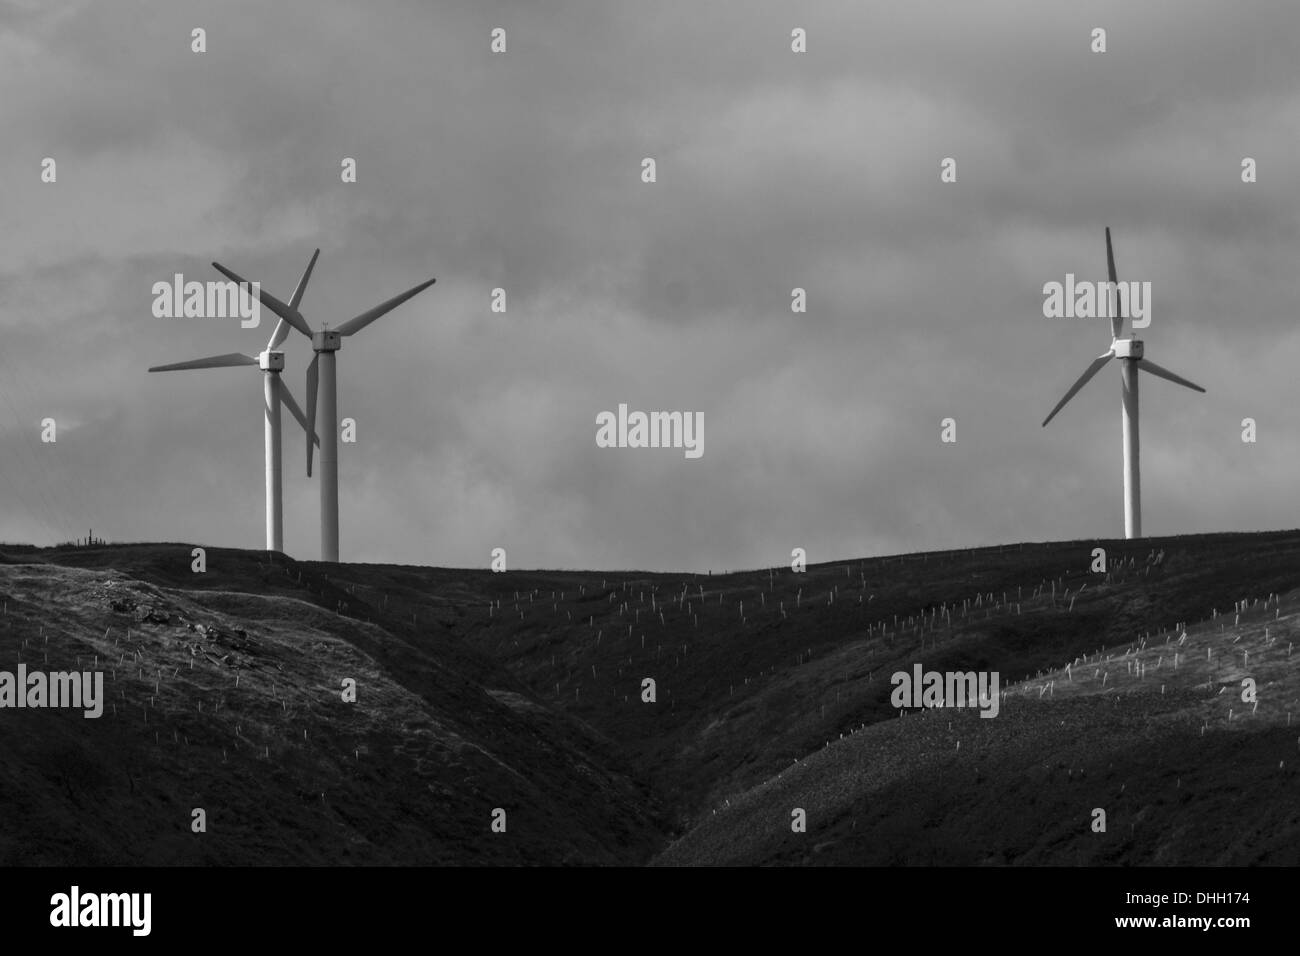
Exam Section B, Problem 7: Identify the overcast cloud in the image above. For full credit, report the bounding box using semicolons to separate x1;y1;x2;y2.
2;0;1297;571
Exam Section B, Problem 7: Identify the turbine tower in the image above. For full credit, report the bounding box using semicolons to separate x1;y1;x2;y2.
149;252;321;552
1041;227;1206;539
212;250;435;563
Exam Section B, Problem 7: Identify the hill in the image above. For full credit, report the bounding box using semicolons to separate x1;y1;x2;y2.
2;530;1297;865
0;546;662;865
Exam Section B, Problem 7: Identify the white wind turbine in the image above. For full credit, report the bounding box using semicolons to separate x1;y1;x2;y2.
1041;227;1206;539
148;253;321;552
211;249;436;563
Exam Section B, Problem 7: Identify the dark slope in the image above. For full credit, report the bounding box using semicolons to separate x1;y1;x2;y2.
651;589;1300;865
3;530;1297;866
0;546;663;865
378;532;1300;825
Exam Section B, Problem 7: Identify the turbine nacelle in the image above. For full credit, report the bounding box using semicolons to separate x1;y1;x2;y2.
258;350;286;372
1112;338;1143;360
311;330;342;352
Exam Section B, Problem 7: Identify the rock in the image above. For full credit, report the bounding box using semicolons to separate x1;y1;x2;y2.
133;605;171;625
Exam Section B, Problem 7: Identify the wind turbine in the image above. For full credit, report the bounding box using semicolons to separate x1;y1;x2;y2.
211;249;436;562
1041;227;1205;539
148;254;321;552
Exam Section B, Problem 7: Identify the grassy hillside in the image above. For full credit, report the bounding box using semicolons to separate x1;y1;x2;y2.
388;531;1300;828
0;546;662;865
2;530;1297;865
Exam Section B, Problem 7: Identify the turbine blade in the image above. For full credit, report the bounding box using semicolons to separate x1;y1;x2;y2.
266;318;291;351
288;248;320;312
305;352;319;477
280;380;321;447
1105;227;1122;341
1137;358;1206;393
335;277;436;337
211;261;315;340
148;352;258;372
1041;351;1114;427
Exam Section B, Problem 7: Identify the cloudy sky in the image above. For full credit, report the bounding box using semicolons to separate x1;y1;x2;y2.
2;0;1297;571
